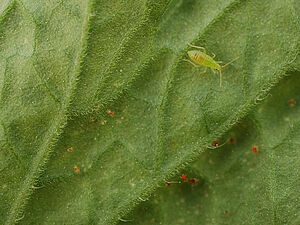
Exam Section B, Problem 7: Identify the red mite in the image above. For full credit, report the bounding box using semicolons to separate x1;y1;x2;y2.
229;138;236;143
107;110;115;116
67;147;73;152
289;98;295;107
74;166;80;173
181;174;187;182
253;145;258;154
189;179;196;184
214;140;219;147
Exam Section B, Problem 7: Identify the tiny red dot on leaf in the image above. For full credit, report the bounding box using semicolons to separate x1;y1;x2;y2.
289;98;295;107
225;210;230;215
107;110;115;116
67;147;73;152
214;140;219;147
74;166;80;173
253;145;258;154
189;179;196;184
229;138;236;143
181;174;187;181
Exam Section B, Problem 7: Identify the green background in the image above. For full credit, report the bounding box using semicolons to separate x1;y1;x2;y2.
0;0;299;224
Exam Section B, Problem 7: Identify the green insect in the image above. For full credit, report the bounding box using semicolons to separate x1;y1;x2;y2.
183;43;239;87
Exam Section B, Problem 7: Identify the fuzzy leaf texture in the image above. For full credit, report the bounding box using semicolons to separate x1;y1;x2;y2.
0;0;299;225
118;71;300;225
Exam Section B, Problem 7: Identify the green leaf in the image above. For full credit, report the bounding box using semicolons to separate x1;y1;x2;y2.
69;0;171;114
0;0;91;223
0;0;299;225
120;71;300;225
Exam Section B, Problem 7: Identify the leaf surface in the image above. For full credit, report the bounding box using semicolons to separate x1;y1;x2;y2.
0;0;91;223
0;0;299;225
119;71;300;225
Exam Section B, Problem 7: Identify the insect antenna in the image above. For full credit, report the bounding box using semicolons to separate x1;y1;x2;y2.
221;56;240;68
219;69;222;87
219;56;239;87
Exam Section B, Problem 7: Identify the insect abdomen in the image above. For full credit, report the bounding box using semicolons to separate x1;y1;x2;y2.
188;51;205;65
188;50;219;69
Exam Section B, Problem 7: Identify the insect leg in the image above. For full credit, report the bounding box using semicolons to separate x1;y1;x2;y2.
219;69;222;87
187;43;206;54
119;218;133;222
210;68;222;86
183;59;201;67
210;68;217;74
199;66;207;74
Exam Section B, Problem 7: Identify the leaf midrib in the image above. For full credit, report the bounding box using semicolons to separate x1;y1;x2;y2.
109;0;300;224
6;0;299;224
5;0;93;224
71;0;172;116
107;0;245;223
